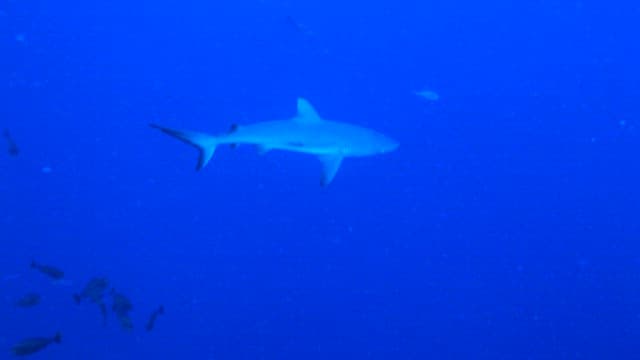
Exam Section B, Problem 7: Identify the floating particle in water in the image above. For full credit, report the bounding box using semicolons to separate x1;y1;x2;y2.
576;257;591;267
284;15;305;34
15;33;26;43
284;15;314;37
2;274;21;282
415;89;440;102
41;166;52;174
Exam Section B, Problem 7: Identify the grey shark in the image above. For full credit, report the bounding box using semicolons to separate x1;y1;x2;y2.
151;98;398;186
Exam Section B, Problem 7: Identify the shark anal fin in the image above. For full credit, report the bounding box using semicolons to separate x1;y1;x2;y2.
318;155;343;186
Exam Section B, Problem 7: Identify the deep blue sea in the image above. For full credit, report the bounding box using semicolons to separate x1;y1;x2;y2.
1;0;639;358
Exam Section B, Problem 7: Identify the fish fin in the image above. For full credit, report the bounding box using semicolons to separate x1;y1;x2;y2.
229;143;238;149
229;124;239;133
30;260;37;269
150;123;218;170
296;98;322;123
53;333;62;344
158;305;165;315
318;155;343;186
257;145;272;155
73;294;81;304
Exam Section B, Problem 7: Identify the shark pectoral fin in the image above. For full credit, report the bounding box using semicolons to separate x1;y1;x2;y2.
296;98;322;123
150;124;218;170
257;145;273;155
318;155;343;186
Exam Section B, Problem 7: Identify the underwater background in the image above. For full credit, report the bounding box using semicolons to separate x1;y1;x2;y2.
1;0;639;358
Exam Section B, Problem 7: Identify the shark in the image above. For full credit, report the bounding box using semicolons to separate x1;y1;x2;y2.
150;98;399;186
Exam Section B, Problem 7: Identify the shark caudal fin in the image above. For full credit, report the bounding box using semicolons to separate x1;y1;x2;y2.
150;124;218;170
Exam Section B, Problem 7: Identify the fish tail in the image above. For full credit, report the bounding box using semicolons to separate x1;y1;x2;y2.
30;260;37;269
150;123;219;170
53;332;62;344
73;294;81;304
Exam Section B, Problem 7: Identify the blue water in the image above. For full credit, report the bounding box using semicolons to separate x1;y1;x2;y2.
1;0;639;358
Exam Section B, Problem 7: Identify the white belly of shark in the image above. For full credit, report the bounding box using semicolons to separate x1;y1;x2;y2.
151;98;399;186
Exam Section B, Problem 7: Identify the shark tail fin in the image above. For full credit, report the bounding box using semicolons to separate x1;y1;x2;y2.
150;124;218;170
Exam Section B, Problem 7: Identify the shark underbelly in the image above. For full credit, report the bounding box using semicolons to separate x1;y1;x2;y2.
222;132;342;156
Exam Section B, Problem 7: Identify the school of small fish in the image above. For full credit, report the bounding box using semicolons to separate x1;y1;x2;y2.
8;261;164;357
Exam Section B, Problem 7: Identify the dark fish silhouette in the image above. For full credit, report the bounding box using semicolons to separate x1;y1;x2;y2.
3;129;19;156
11;332;61;357
99;302;108;327
74;278;110;326
73;277;109;304
31;261;64;280
111;289;132;315
111;289;134;330
145;305;164;332
15;293;41;308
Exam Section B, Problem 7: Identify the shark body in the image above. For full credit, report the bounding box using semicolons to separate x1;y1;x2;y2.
151;98;398;186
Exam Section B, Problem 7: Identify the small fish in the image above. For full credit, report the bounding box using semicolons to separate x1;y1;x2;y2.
11;332;61;357
3;129;19;156
31;261;64;280
15;293;40;308
110;289;134;330
145;305;164;332
73;277;109;304
111;289;133;316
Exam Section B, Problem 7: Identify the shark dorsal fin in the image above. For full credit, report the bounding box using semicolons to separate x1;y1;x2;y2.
296;98;322;124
